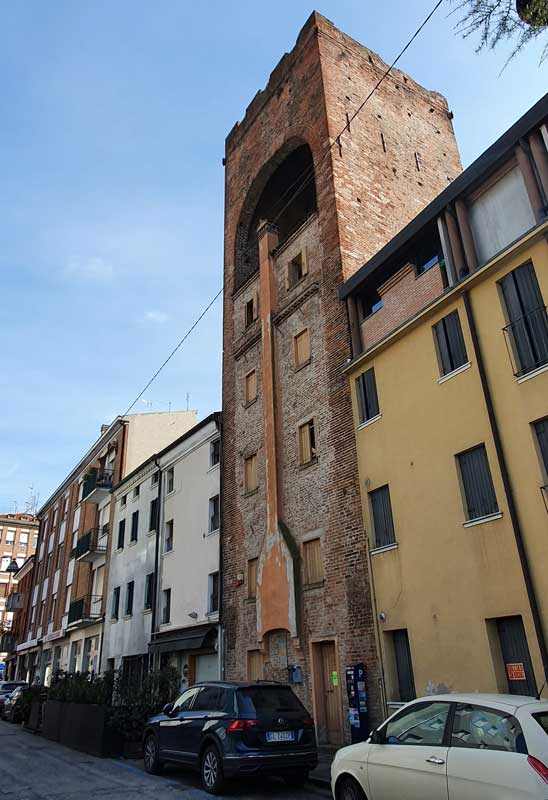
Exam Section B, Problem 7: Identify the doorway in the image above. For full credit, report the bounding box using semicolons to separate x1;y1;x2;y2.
496;616;537;697
312;640;343;745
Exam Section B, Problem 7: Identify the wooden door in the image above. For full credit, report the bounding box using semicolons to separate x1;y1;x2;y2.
316;641;342;745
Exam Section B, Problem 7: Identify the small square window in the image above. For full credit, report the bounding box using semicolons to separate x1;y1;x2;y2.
287;250;307;289
298;419;317;465
210;439;221;467
294;329;310;369
244;454;258;494
245;370;257;405
245;297;257;329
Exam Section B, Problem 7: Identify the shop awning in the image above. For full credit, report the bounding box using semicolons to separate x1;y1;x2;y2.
148;624;217;655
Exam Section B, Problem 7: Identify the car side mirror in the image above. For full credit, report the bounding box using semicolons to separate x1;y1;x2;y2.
370;729;384;745
163;702;174;716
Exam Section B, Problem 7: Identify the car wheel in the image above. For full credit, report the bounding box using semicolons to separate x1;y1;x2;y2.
338;775;367;800
143;734;163;775
284;769;309;788
201;744;225;795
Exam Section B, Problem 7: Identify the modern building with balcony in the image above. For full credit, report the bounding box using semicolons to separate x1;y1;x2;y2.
14;410;197;684
340;94;548;708
101;412;221;690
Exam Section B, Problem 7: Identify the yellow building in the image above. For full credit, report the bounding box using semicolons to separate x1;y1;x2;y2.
340;95;548;711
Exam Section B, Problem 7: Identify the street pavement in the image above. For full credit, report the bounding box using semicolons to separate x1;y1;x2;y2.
0;721;330;800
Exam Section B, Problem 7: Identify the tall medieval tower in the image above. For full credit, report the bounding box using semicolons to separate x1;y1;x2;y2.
221;12;461;742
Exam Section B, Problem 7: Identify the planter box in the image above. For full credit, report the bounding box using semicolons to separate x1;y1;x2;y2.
43;700;63;742
25;700;44;733
47;703;121;757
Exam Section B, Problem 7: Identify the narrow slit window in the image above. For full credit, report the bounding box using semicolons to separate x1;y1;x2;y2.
245;297;256;328
299;419;317;465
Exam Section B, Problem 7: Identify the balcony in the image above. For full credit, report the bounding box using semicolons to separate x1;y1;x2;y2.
81;468;114;504
6;592;24;612
74;526;109;564
67;595;103;627
503;306;548;378
0;632;15;653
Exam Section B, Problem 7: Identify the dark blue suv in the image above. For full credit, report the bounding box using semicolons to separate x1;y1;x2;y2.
143;681;318;794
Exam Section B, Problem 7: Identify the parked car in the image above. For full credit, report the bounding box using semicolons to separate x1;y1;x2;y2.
0;682;27;718
3;686;26;723
143;681;318;794
331;693;548;800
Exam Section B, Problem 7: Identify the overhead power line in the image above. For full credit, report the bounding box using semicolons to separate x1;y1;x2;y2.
122;0;444;413
124;287;223;416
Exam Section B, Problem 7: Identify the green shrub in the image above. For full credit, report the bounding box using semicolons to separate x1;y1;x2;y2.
109;666;180;743
48;670;114;705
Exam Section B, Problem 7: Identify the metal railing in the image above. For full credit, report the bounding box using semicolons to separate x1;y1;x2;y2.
502;306;548;378
74;526;109;560
67;595;103;625
82;468;114;501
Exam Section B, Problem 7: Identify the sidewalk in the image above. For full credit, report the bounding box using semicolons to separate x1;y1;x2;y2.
309;746;336;788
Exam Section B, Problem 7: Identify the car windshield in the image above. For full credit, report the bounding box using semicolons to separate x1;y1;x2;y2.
533;713;548;735
237;686;305;715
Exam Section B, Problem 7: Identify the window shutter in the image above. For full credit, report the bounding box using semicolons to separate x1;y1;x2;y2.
370;485;395;548
299;424;311;464
247;650;263;681
248;558;258;598
245;455;257;492
295;329;310;368
304;538;323;584
458;445;499;520
246;370;257;403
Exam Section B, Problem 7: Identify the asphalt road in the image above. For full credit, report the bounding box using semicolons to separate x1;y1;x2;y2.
0;721;330;800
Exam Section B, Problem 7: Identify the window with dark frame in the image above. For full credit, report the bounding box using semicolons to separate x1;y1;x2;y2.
208;571;219;614
149;498;158;531
144;573;154;611
210;439;221;467
391;629;416;702
287;251;307;289
151;472;159;486
165;520;174;553
167;468;174;494
112;587;120;620
130;510;139;542
356;368;380;424
125;581;134;616
298;419;317;465
457;444;499;521
245;297;256;328
117;519;125;550
500;262;548;377
161;589;171;624
209;495;220;532
121;494;127;508
534;418;548;479
434;311;468;376
133;484;140;499
369;484;396;549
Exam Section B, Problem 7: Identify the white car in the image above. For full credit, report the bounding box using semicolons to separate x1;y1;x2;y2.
331;694;548;800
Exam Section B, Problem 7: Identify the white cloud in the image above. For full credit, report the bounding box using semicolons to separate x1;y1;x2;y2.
144;310;169;323
64;256;114;282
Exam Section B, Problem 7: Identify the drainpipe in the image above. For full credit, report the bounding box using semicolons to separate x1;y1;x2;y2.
150;456;162;670
217;413;224;680
463;290;548;688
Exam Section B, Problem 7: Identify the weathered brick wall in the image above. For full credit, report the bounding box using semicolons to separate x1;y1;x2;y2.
222;11;461;735
361;262;445;349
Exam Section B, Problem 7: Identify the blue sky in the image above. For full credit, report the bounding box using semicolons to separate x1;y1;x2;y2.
1;1;546;511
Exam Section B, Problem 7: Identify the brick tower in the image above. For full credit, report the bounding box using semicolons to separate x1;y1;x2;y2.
221;11;461;742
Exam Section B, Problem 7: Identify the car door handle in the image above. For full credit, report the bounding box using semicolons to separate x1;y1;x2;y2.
426;757;445;765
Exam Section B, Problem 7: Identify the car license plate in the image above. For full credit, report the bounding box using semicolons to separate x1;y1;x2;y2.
266;730;295;743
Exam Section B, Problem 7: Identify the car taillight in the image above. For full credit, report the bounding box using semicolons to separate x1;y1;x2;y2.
302;717;315;728
528;755;548;784
227;719;257;731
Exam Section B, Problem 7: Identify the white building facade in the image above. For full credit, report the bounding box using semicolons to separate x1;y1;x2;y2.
102;413;222;688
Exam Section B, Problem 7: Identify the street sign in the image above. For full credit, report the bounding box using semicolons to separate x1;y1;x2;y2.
507;662;526;681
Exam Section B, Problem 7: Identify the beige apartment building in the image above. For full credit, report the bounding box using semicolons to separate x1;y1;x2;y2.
13;411;196;684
